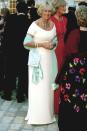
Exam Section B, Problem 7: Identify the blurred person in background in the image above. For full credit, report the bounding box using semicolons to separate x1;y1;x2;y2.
51;0;67;114
78;1;87;6
1;2;31;102
0;13;4;92
27;0;40;21
55;5;87;131
0;8;10;92
63;3;80;58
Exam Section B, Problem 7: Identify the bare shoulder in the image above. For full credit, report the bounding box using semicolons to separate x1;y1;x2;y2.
50;20;55;29
35;19;41;26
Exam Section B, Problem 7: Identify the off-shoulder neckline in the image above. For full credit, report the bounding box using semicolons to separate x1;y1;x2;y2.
33;21;55;32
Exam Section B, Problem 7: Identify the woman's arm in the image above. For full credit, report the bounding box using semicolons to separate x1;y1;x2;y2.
25;41;54;50
24;34;54;50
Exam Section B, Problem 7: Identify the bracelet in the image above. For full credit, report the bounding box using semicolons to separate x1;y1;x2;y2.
35;43;38;48
35;43;37;47
36;43;38;48
34;43;38;48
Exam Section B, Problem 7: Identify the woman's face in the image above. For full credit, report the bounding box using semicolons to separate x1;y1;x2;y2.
42;7;52;20
57;5;66;15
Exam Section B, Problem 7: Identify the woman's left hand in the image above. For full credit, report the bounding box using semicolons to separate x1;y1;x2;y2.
50;42;56;50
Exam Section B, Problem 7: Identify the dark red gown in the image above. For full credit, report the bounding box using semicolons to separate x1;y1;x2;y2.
51;16;67;114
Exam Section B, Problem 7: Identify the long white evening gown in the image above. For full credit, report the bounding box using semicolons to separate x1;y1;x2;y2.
25;21;58;124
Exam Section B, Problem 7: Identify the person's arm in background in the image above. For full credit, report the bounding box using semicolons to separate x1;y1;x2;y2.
64;28;80;59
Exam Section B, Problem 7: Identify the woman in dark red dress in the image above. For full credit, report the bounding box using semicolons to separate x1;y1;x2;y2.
64;5;80;58
51;0;67;114
55;5;87;131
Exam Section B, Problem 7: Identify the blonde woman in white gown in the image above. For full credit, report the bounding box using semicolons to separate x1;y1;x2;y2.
24;3;58;125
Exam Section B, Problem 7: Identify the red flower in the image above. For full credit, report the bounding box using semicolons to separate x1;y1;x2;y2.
64;94;69;101
61;87;65;94
79;68;86;75
63;76;67;80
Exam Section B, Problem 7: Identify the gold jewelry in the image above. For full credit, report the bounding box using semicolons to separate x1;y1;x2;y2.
50;43;51;48
42;21;50;30
40;18;50;30
36;43;38;48
35;43;37;47
35;43;38;48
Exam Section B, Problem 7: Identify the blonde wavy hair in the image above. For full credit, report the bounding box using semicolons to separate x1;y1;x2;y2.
76;5;87;27
52;0;66;10
36;3;55;16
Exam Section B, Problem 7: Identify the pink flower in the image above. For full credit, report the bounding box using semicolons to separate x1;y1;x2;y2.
66;83;71;89
80;93;86;101
73;57;80;65
74;104;80;112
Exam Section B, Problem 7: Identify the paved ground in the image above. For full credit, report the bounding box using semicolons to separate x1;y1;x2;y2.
0;92;59;131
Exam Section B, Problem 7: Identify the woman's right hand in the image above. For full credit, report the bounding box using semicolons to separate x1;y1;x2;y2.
41;42;54;50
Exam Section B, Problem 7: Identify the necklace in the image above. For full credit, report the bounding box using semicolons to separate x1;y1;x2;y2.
42;21;50;30
39;18;51;30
